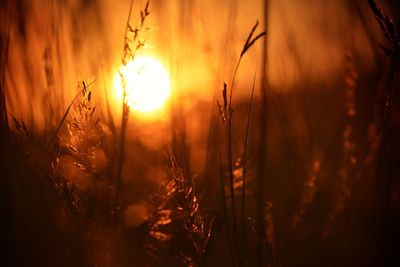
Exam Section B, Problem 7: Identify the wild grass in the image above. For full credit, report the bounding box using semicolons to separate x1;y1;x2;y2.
146;153;214;266
217;22;266;266
115;0;151;210
1;0;400;267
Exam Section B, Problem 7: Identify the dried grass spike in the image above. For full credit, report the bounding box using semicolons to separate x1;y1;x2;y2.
240;20;267;57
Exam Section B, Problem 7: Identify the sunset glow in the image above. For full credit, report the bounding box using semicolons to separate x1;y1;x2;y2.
3;0;399;265
114;56;170;112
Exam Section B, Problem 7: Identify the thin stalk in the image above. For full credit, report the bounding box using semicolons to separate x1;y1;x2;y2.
115;99;129;208
49;91;81;144
123;0;135;60
218;134;236;267
226;58;242;265
220;20;265;266
241;73;256;263
226;20;266;265
257;0;270;266
228;59;242;112
49;79;96;145
115;0;135;210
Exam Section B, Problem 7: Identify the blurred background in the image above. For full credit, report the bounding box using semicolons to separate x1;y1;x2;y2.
1;0;400;266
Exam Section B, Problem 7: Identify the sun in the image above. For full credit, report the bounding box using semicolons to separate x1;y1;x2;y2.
114;56;170;112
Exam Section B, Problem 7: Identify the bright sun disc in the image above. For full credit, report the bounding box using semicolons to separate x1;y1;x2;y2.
114;56;170;112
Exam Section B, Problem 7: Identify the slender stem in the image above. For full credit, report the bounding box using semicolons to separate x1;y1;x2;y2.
123;0;135;57
49;91;81;144
257;0;270;266
224;19;265;266
218;132;236;267
115;0;134;211
241;73;256;263
226;123;237;241
226;57;242;265
228;59;242;113
115;99;129;208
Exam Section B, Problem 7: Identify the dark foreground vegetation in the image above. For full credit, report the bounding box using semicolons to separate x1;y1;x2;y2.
1;0;400;266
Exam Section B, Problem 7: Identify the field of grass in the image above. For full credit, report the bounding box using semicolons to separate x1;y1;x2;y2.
1;0;400;266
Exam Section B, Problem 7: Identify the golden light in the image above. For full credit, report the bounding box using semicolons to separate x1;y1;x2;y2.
114;56;170;112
